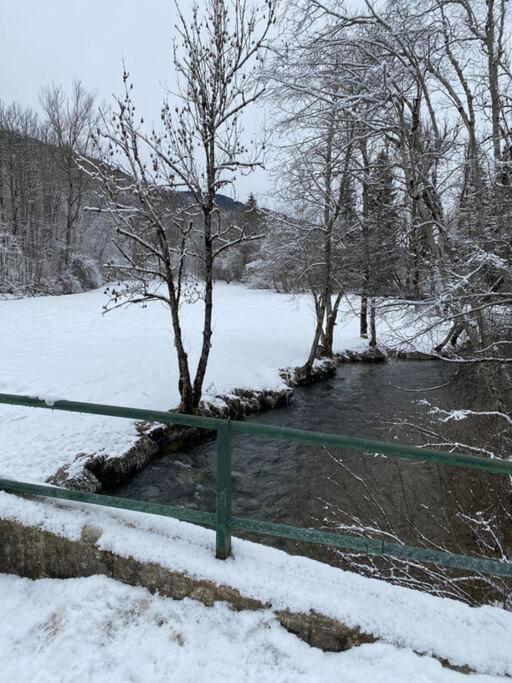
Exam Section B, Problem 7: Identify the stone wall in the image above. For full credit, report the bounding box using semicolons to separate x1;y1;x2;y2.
0;512;373;653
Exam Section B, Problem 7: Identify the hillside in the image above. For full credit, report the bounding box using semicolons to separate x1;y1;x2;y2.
0;125;260;296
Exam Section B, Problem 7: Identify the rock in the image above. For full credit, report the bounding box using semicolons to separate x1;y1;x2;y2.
47;458;101;492
88;436;158;489
276;609;376;652
46;436;158;493
337;348;387;363
391;350;438;361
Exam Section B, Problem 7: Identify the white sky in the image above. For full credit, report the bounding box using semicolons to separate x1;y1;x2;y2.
0;0;270;203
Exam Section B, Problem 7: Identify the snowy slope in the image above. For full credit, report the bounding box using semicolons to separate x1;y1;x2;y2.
0;573;498;683
0;284;365;482
0;491;510;679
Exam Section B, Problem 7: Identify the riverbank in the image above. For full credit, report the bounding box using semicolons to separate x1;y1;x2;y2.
0;284;443;489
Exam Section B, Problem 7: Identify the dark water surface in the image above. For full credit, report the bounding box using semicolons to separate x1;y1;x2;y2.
116;361;475;551
115;359;512;605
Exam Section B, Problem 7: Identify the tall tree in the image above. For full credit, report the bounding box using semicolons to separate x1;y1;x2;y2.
91;0;275;413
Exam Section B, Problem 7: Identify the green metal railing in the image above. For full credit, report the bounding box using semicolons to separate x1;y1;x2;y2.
1;392;512;577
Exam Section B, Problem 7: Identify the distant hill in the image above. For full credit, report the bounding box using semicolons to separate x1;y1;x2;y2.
0;124;258;296
179;190;246;210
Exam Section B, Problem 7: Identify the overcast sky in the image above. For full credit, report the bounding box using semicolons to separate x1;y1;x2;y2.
0;0;271;203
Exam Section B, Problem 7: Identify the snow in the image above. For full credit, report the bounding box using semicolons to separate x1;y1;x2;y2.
0;284;366;483
0;573;498;683
2;284;487;681
0;491;510;679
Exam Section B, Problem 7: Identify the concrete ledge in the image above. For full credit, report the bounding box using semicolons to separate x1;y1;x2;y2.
0;491;504;676
0;513;373;653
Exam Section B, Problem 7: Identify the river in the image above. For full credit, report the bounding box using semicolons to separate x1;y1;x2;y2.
115;360;510;604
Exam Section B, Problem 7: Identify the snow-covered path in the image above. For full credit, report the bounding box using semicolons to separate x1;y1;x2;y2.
0;573;501;683
0;284;364;482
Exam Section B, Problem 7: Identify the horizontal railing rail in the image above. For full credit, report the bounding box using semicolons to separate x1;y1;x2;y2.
0;392;511;577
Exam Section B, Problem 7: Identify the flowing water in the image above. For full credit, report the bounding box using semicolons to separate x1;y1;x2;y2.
115;360;512;602
117;362;484;544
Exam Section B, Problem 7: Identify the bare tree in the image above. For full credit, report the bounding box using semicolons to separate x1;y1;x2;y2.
40;81;96;268
266;30;362;373
89;0;275;413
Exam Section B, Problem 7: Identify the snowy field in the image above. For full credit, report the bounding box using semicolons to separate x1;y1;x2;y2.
0;283;440;483
0;284;368;483
0;491;510;682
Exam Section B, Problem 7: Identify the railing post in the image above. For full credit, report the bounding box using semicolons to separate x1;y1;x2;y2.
215;419;232;559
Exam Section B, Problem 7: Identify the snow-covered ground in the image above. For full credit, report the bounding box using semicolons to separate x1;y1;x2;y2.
0;284;368;483
0;572;500;683
0;492;510;681
0;287;504;683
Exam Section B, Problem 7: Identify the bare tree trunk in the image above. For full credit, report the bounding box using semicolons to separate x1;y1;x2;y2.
167;278;194;414
303;304;327;376
486;0;505;234
192;206;214;410
323;292;343;355
64;177;74;267
304;112;336;371
360;142;370;337
369;299;377;348
360;292;368;338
